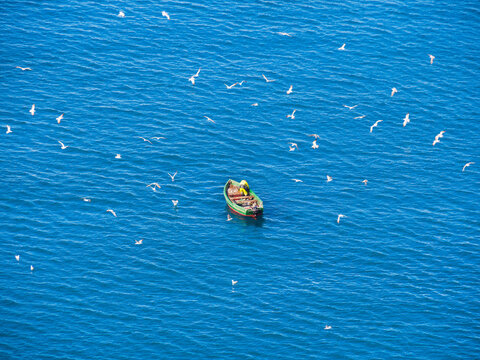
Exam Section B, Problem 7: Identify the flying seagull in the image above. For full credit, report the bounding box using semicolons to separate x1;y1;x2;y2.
224;82;238;89
56;113;64;124
204;116;215;123
115;154;121;159
168;171;177;182
172;200;178;207
402;113;410;127
338;43;346;51
262;74;275;82
6;125;12;134
362;179;368;185
277;32;292;37
462;162;474;172
292;179;303;182
139;137;152;144
391;87;398;97
428;54;435;64
286;109;296;119
326;175;332;182
161;11;170;20
58;141;68;149
29;104;35;116
337;214;346;224
286;85;293;95
146;183;161;191
432;131;445;146
106;209;117;217
16;66;32;71
135;239;143;245
370;120;383;133
354;115;365;119
118;11;125;18
343;104;357;110
15;255;20;261
312;140;319;149
188;68;201;85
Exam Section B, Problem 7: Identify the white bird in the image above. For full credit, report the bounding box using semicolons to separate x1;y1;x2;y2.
429;54;435;64
135;239;143;245
338;43;346;51
277;32;292;37
308;134;320;139
432;130;445;146
56;113;64;124
292;179;303;182
232;280;238;285
262;74;275;82
172;200;178;207
362;179;368;185
370;120;383;133
286;85;293;95
115;154;121;159
402;113;410;127
82;198;91;202
58;141;68;149
30;265;34;271
238;80;246;85
16;66;32;71
391;87;398;97
251;103;259;107
15;255;20;261
106;209;117;217
161;11;170;20
286;109;296;119
354;115;365;119
227;214;232;221
289;146;296;151
168;171;177;182
326;175;332;182
6;125;12;134
147;183;161;191
152;136;166;140
139;137;152;144
188;68;201;85
289;143;298;149
29;104;35;116
324;325;332;330
337;214;346;224
118;11;125;18
343;104;357;110
462;162;474;172
224;82;238;89
204;116;215;123
312;140;319;149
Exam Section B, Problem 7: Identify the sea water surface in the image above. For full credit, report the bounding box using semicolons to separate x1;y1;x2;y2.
1;1;479;359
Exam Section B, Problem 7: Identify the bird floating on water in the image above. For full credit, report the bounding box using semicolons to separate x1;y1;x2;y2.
135;239;143;245
432;131;445;146
402;113;410;127
224;82;238;89
462;162;474;172
324;325;332;330
227;214;232;221
118;11;125;18
56;113;64;124
232;280;238;285
15;255;20;261
287;109;296;119
30;265;34;271
326;175;332;182
82;198;91;202
343;104;357;110
338;43;346;51
204;116;215;123
354;115;365;119
277;32;292;37
292;179;303;182
147;183;161;191
115;154;121;159
337;214;346;224
370;120;383;133
6;125;12;134
251;103;259;106
312;140;319;149
391;87;398;97
106;209;117;217
362;179;368;185
29;104;35;116
161;11;170;20
58;141;68;149
286;85;293;95
262;74;275;82
168;171;177;182
429;54;435;64
16;66;32;71
172;200;178;207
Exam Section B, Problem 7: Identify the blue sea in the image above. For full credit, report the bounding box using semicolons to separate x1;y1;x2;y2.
1;1;479;359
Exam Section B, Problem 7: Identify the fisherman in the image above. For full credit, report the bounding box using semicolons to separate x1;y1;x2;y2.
239;180;250;196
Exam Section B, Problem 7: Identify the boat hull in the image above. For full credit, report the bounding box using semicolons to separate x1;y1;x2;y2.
224;179;263;217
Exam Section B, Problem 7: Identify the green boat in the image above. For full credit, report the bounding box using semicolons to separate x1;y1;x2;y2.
224;179;263;217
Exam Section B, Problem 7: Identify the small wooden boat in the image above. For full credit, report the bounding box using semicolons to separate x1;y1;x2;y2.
224;179;263;217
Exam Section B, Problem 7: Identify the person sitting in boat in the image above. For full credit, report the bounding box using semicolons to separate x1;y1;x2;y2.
239;180;250;196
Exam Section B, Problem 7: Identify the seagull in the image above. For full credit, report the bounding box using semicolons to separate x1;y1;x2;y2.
324;325;332;330
402;113;410;127
227;214;232;221
277;32;292;37
238;80;246;85
29;104;35;116
354;115;365;119
135;239;143;245
118;11;125;18
30;265;34;271
251;103;259;106
462;162;474;172
161;11;170;20
224;82;238;89
286;109;296;119
429;54;435;64
188;68;201;85
16;66;32;71
312;140;319;149
289;146;296;151
6;125;12;134
139;137;152;144
326;175;332;182
172;200;178;207
204;116;215;123
338;43;346;51
262;74;275;82
106;209;117;217
147;183;161;191
391;87;398;97
292;179;303;182
56;113;64;124
289;142;298;149
362;179;368;185
58;141;68;149
337;214;346;224
370;120;383;133
15;255;20;261
286;85;293;95
82;198;91;202
308;134;320;139
232;280;238;285
115;154;121;159
168;171;177;182
432;130;445;146
343;104;357;110
151;136;166;140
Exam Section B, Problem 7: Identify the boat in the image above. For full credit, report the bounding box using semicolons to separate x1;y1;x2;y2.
224;179;263;217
